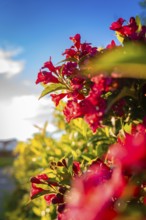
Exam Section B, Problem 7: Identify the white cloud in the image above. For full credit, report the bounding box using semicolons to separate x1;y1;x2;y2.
0;48;24;77
0;94;56;141
0;47;56;141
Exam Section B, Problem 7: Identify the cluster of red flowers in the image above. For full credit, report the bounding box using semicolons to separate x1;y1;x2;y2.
33;16;146;220
30;173;67;216
30;159;80;217
36;17;146;132
36;33;120;132
30;121;146;219
110;17;146;41
63;121;146;220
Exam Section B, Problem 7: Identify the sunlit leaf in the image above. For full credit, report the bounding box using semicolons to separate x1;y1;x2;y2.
123;123;132;134
39;83;66;99
115;31;124;44
72;118;89;137
84;42;146;79
135;15;142;32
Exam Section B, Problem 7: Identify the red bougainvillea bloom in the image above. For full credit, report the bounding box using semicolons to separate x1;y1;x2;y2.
35;71;59;84
30;174;49;199
70;33;81;50
80;42;97;57
73;161;80;176
63;100;84;122
52;193;64;204
62;73;114;132
30;173;49;184
61;62;78;76
63;88;106;132
64;162;125;220
106;40;116;49
43;57;57;73
62;48;77;59
30;183;47;199
44;194;56;205
58;212;66;220
110;18;125;30
68;90;85;100
51;93;68;106
70;77;85;90
107;124;146;169
84;112;101;133
63;34;97;60
109;17;146;41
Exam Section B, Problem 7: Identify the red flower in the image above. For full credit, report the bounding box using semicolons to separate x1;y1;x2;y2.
81;43;97;57
62;48;77;59
52;193;64;204
68;90;85;100
61;62;77;76
84;112;101;133
30;174;49;199
63;100;84;122
63;34;97;60
110;18;125;30
110;17;138;39
70;34;81;50
51;93;67;106
107;128;146;169
58;212;66;220
64;164;125;220
44;194;56;205
43;57;56;72
30;183;44;199
30;173;49;184
73;161;80;176
35;71;59;84
106;40;116;49
70;77;84;90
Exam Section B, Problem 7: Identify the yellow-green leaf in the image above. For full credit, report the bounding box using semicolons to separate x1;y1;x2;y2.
115;31;124;44
39;83;66;99
135;15;142;32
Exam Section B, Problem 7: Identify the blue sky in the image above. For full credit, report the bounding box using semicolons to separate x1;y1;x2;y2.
0;0;143;140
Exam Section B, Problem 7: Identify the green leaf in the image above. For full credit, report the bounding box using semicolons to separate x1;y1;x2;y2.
115;31;124;44
135;16;142;32
83;42;146;80
39;83;66;99
72;118;89;137
123;123;132;134
81;154;92;162
66;154;73;174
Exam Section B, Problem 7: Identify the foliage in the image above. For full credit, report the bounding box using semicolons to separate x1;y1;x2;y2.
5;114;115;219
0;156;14;167
6;16;146;220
